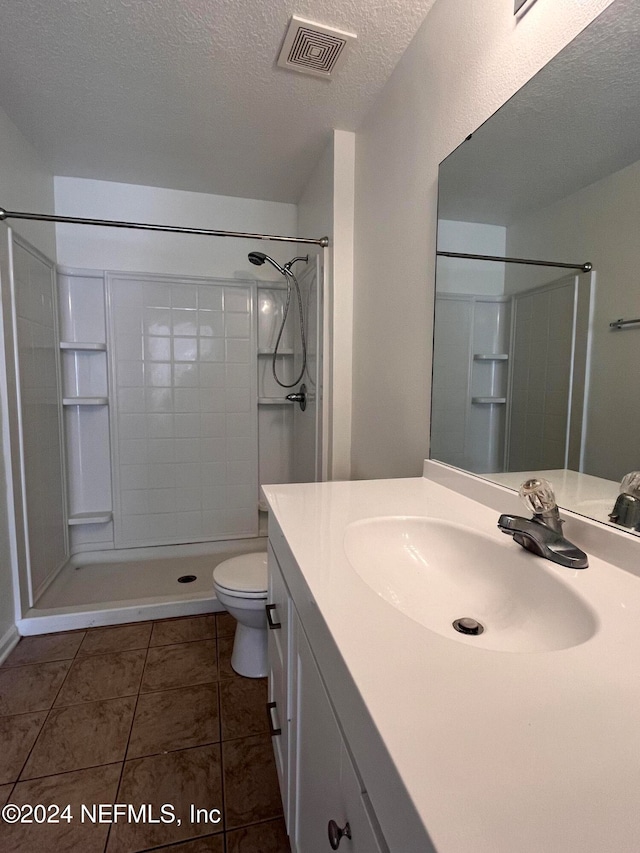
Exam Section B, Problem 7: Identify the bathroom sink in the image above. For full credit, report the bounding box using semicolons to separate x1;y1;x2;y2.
343;516;597;652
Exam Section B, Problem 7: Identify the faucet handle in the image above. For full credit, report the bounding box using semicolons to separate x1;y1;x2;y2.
609;473;640;528
518;477;563;534
620;471;640;498
518;477;557;515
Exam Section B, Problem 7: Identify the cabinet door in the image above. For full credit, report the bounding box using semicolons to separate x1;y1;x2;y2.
267;543;290;678
294;619;388;853
267;544;293;830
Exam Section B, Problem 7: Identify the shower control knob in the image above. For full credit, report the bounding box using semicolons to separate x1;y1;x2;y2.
285;384;307;411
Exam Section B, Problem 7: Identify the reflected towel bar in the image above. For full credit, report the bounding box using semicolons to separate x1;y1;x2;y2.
437;250;592;273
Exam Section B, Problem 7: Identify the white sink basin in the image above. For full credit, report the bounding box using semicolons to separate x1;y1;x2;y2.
343;516;598;652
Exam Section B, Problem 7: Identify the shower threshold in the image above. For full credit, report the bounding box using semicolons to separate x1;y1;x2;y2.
18;537;267;636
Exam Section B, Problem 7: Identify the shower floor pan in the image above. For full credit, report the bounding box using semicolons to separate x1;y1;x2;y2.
18;538;267;636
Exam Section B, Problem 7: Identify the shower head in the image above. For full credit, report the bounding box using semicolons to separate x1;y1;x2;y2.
247;251;286;275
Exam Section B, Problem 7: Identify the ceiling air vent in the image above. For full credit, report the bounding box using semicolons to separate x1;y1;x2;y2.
277;16;357;79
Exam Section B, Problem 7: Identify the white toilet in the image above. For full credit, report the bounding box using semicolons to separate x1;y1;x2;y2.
213;551;269;678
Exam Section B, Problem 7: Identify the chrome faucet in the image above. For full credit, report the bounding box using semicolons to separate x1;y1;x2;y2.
497;477;589;569
608;472;640;530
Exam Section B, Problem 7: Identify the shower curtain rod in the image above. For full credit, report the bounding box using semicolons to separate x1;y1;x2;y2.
437;250;592;273
0;207;330;248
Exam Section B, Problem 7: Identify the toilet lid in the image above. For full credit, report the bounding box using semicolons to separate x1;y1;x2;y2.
213;551;268;594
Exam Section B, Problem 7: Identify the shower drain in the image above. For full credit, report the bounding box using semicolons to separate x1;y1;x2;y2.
177;575;197;584
452;617;484;636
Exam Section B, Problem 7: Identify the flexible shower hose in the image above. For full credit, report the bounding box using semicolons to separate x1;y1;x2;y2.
272;267;307;388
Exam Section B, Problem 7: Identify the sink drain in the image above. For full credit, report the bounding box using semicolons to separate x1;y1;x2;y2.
453;617;484;636
177;575;197;584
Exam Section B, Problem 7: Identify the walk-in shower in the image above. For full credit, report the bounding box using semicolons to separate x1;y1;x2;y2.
0;209;325;635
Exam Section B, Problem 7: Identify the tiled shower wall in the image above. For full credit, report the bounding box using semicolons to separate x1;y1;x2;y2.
257;286;294;495
109;276;258;547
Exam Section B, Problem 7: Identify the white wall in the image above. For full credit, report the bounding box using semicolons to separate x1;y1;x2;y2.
0;106;56;259
298;137;334;482
437;221;506;295
351;0;616;480
505;156;640;481
331;131;356;480
297;129;355;481
54;177;297;280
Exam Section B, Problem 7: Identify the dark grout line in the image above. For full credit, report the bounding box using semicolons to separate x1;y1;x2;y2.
147;635;218;648
0;655;79;671
122;679;219;699
3;781;16;806
220;712;228;839
45;689;141;712
1;619;287;851
224;813;286;836
0;706;56;720
133;830;224;852
11;655;78;783
125;734;223;763
75;640;151;658
220;729;271;745
9;760;124;786
104;641;152;853
226;814;288;832
0;629;89;670
73;647;150;660
8;737;233;788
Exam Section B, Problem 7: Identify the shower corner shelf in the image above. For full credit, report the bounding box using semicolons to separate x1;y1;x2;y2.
68;511;113;526
258;348;294;356
63;397;109;406
471;396;507;405
60;341;107;351
473;353;509;361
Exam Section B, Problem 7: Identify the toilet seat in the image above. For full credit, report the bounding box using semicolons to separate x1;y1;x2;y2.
213;552;267;596
214;583;267;601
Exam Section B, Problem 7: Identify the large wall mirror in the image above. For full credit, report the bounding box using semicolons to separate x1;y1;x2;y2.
432;0;640;532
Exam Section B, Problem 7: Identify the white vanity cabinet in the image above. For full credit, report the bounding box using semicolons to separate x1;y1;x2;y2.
266;543;293;829
293;616;388;853
267;538;389;853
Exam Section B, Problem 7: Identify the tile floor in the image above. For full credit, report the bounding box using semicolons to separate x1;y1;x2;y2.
0;613;290;852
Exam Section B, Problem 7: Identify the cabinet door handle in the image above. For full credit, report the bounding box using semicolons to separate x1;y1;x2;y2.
265;603;282;629
327;820;351;849
266;701;282;736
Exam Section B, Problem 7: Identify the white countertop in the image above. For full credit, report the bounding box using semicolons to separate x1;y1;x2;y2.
263;473;640;853
486;468;622;528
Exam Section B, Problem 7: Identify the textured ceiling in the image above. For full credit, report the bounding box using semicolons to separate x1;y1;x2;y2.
0;0;437;203
439;0;640;225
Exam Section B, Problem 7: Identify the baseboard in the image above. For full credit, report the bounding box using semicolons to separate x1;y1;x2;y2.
0;623;20;663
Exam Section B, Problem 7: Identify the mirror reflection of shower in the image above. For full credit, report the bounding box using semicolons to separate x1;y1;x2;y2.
248;251;308;388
